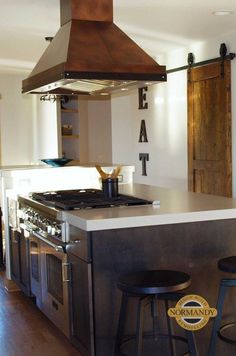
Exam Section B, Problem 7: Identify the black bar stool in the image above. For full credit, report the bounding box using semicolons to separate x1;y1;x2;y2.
208;256;236;356
114;270;198;356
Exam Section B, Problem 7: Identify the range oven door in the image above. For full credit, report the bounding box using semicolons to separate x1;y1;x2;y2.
28;231;42;305
39;235;70;338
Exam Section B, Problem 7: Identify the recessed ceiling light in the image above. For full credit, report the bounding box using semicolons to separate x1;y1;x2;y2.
212;10;234;16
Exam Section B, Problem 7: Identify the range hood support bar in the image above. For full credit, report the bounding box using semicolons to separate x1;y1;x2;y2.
60;0;113;25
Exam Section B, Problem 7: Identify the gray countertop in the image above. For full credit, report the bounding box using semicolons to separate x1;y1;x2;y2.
61;183;236;231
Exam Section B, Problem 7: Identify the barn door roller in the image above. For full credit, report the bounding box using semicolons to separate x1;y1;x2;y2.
167;43;235;74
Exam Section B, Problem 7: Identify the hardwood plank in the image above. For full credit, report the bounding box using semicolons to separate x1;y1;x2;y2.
0;272;81;356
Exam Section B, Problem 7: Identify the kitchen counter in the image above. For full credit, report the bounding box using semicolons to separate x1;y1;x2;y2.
0;162;129;170
62;183;236;231
15;183;236;355
63;184;236;355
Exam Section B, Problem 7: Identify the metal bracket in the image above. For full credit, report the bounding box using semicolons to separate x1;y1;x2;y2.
220;43;227;78
187;52;195;82
187;52;194;67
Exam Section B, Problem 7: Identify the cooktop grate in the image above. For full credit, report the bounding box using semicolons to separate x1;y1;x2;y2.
31;189;152;210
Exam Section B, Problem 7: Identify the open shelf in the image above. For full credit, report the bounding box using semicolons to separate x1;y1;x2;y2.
62;135;79;139
61;108;78;113
60;98;79;160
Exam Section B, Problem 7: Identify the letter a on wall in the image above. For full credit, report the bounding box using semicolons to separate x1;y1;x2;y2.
139;120;148;142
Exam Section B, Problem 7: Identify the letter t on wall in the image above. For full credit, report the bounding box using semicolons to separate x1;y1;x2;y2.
139;153;149;176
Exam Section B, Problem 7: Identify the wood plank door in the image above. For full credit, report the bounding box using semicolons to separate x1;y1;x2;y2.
188;60;232;197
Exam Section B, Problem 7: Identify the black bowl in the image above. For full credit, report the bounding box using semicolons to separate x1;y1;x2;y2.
41;158;72;167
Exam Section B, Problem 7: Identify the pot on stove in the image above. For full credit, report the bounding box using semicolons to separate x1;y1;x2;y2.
102;178;119;199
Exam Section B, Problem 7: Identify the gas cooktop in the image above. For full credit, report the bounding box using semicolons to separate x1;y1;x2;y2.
31;189;152;210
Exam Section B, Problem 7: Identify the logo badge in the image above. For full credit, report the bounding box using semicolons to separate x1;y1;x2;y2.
168;294;217;331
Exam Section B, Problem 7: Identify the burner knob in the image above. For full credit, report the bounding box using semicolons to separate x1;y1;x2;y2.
25;209;32;221
46;222;61;237
27;212;33;222
47;225;52;234
41;219;48;231
37;216;42;228
50;222;59;236
32;213;39;224
55;226;61;237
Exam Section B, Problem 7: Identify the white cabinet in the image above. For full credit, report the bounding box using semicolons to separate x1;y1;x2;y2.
59;98;79;161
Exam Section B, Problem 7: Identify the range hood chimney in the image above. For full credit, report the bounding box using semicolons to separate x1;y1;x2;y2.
22;0;166;96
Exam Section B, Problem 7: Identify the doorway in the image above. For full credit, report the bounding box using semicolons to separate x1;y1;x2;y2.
187;60;232;197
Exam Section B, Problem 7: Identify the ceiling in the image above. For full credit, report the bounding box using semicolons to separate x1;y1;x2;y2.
1;0;236;71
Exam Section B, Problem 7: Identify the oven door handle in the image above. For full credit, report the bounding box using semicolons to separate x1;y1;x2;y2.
62;263;71;283
32;230;65;253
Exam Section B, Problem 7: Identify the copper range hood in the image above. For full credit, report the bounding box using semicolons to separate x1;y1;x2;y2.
22;0;167;96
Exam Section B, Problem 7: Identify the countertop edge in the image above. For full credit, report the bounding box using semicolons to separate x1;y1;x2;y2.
64;208;236;231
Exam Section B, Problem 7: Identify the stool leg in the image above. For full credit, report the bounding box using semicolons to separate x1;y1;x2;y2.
114;292;129;355
136;297;146;356
208;279;228;356
151;295;158;340
185;330;198;356
164;299;176;356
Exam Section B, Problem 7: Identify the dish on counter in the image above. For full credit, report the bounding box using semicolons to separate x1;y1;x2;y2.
41;158;72;167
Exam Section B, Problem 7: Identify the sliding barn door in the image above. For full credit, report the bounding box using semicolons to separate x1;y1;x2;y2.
188;60;232;197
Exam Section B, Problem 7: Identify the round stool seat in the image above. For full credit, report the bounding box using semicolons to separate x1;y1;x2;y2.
117;269;191;295
218;256;236;273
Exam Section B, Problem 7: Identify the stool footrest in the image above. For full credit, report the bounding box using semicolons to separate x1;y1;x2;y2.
117;332;190;355
119;331;189;343
218;322;236;344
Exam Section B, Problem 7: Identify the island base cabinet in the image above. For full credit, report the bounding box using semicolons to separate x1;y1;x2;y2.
68;253;95;356
90;219;236;356
9;227;31;296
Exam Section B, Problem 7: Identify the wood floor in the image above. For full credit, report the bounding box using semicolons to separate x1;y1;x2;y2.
0;272;81;356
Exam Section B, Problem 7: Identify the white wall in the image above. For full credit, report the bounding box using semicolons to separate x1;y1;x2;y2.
34;96;59;161
111;76;188;191
111;31;236;195
111;94;135;165
0;68;113;167
0;71;34;165
0;70;60;166
78;100;89;162
87;99;112;163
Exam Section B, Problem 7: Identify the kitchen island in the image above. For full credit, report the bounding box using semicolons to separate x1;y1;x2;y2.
63;184;236;356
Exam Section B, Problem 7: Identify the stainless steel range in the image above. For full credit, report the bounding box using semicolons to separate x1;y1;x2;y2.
18;196;70;337
18;188;151;340
19;188;151;243
30;188;152;210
